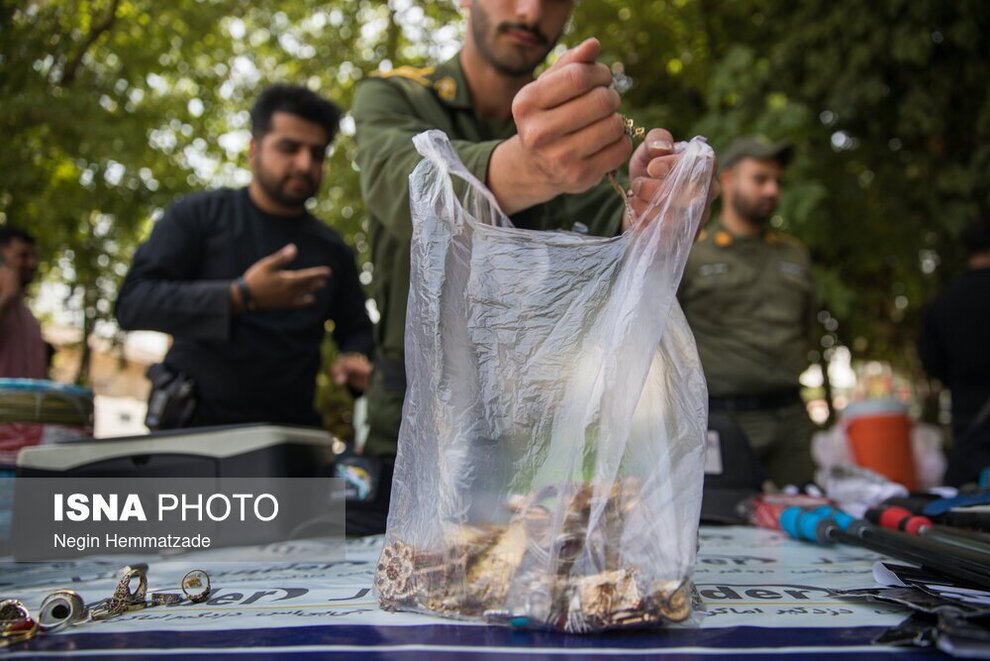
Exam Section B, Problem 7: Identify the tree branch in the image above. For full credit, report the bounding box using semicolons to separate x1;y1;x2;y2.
59;0;122;87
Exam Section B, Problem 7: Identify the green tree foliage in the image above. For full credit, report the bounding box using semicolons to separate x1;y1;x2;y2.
0;1;455;383
572;0;990;383
3;1;988;425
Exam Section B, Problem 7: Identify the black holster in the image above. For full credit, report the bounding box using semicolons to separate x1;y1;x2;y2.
144;362;197;430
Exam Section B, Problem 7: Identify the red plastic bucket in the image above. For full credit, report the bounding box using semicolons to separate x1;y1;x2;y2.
843;400;917;490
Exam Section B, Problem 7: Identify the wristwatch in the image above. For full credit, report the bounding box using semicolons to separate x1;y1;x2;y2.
236;276;257;311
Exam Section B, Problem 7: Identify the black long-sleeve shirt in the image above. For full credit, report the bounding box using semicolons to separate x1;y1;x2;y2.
919;267;990;437
116;187;373;427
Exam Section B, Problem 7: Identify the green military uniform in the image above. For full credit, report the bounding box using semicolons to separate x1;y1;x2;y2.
678;219;819;486
353;54;623;458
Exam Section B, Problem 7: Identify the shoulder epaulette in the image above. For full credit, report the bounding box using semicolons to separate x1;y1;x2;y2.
765;231;803;248
371;65;435;87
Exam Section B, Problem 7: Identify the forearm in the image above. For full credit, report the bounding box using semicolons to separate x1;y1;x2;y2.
487;136;564;216
115;278;233;340
335;322;374;357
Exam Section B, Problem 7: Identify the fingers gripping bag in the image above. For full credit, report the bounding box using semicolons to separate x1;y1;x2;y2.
375;129;715;632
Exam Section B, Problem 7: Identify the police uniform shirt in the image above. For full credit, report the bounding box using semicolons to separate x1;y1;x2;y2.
353;53;624;367
678;220;818;397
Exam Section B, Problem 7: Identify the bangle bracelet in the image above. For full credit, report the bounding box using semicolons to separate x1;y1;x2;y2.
236;277;256;311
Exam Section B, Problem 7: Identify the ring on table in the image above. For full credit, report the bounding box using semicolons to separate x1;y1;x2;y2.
0;599;37;646
86;598;115;621
114;565;149;606
181;569;212;603
0;621;37;647
150;592;182;606
38;590;88;632
0;599;30;628
91;564;150;619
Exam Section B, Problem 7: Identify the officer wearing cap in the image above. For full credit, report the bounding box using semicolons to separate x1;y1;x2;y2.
678;136;819;488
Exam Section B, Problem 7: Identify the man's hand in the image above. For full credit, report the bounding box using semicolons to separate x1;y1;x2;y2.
624;128;719;231
489;38;632;215
331;353;372;394
241;243;330;310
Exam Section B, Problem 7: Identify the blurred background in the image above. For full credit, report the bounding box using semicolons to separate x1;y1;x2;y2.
2;0;988;443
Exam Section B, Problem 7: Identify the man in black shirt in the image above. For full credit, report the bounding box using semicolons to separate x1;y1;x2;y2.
116;84;373;428
919;218;990;486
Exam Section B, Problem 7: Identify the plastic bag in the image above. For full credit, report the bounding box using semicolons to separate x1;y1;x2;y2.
375;130;715;632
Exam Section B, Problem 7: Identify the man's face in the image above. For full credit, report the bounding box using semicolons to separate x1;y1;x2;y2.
1;238;38;286
250;111;330;212
723;157;783;227
466;0;574;76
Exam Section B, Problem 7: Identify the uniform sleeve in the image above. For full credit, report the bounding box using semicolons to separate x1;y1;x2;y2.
115;202;232;340
572;179;624;238
328;245;374;357
353;78;501;244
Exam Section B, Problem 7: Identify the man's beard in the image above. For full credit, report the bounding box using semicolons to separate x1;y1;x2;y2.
731;194;775;227
471;1;558;77
255;162;317;210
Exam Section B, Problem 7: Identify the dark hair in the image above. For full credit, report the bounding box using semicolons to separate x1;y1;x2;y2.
961;218;990;257
0;226;36;247
250;84;342;144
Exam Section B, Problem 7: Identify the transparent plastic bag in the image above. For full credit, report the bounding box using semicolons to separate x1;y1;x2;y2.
375;130;715;632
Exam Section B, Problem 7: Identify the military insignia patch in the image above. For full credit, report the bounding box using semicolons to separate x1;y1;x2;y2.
434;76;457;102
373;65;435;87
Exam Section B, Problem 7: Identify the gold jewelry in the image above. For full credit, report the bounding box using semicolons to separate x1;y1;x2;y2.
113;565;148;606
0;599;30;627
89;565;150;620
0;600;37;647
622;116;646;140
609;115;647;218
181;569;212;603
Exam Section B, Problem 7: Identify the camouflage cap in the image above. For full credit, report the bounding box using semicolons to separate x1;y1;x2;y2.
719;136;794;169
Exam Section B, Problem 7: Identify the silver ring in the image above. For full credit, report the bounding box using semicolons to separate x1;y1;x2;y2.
150;592;181;606
86;598;114;622
38;590;88;632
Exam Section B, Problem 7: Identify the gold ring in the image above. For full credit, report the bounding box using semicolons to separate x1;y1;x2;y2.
181;569;212;603
114;565;149;605
91;565;150;620
0;599;36;644
0;599;30;627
